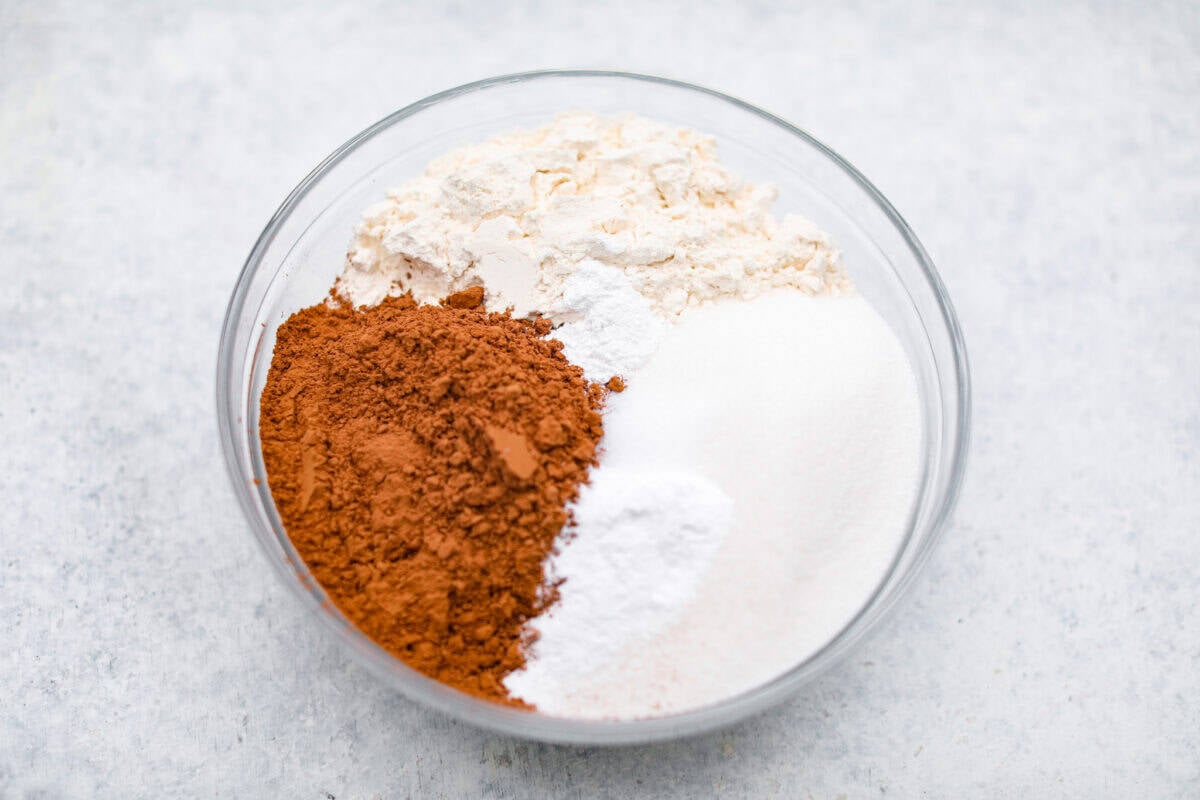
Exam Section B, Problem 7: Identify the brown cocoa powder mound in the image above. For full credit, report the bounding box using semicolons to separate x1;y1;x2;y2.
259;293;605;704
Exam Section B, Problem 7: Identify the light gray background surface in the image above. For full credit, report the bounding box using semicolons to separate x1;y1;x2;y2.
2;2;1197;797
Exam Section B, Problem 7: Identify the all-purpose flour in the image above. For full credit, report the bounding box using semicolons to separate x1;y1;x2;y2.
336;111;849;318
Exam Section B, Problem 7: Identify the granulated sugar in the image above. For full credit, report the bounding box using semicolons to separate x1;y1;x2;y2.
510;291;922;718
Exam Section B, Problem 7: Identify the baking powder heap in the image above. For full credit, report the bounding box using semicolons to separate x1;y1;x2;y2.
503;467;732;705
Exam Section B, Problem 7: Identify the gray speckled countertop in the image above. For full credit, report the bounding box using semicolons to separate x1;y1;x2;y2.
2;1;1198;797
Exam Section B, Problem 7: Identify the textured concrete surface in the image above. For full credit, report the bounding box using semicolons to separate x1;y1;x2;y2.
2;1;1198;797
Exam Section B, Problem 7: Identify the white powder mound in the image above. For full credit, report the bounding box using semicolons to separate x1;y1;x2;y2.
549;260;664;383
512;292;922;719
503;468;732;706
336;111;849;317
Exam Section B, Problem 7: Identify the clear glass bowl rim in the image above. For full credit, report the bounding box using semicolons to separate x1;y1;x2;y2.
216;69;971;745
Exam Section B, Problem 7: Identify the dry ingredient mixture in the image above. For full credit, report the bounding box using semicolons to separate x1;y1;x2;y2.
260;112;922;720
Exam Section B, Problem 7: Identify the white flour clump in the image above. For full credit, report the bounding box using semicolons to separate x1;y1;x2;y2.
503;468;732;711
336;111;849;317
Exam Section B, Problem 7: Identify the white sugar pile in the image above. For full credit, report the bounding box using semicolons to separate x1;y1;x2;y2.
506;292;922;718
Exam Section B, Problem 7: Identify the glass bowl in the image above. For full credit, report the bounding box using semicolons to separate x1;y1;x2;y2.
216;70;970;745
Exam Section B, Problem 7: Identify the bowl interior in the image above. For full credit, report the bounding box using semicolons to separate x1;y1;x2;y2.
217;71;969;744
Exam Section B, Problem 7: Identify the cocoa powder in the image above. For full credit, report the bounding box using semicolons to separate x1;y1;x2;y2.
259;291;605;703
